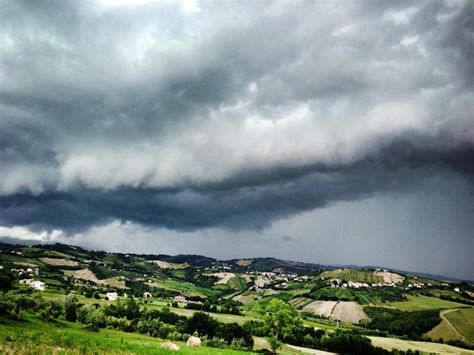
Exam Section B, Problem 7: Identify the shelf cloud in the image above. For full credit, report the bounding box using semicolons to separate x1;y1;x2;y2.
0;0;472;278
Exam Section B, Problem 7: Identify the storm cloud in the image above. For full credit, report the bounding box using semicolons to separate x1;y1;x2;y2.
0;0;473;277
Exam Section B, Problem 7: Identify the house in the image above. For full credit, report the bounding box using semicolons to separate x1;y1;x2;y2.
19;279;45;291
143;292;153;299
174;295;186;303
30;281;45;291
106;292;118;301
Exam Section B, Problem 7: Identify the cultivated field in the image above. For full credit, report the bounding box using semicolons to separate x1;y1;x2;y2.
374;271;404;283
445;308;474;344
62;268;103;283
319;269;385;283
289;297;313;309
302;300;368;324
427;309;464;342
236;259;253;266
207;272;236;285
390;294;467;311
331;302;369;324
149;260;187;269
303;301;337;318
369;336;474;354
40;257;80;266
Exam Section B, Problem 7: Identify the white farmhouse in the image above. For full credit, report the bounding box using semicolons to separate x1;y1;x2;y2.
106;292;118;301
30;281;45;291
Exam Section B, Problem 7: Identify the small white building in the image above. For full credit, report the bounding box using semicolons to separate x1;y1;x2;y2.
30;281;45;291
19;279;45;291
106;292;118;301
143;292;153;299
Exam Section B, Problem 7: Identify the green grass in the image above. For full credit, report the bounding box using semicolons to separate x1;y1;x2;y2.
0;315;250;354
152;278;220;298
389;294;468;311
445;308;474;344
226;276;248;291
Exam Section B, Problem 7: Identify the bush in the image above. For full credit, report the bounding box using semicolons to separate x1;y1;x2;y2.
105;316;132;332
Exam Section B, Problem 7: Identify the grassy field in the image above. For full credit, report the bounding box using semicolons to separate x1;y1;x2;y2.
445;308;474;344
369;336;474;354
151;278;220;297
427;315;464;342
389;294;468;311
0;315;249;354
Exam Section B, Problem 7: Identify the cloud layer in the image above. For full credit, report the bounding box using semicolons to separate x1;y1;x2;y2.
0;1;473;276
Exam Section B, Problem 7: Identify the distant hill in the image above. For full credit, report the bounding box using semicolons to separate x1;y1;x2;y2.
0;238;471;283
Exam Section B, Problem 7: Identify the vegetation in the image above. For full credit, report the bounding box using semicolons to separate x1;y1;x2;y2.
365;307;441;339
389;294;467;311
319;268;384;283
309;285;406;304
445;307;474;344
1;242;473;354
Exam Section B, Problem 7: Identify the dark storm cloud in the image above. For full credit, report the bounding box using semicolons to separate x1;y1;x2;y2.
0;0;473;232
1;139;472;232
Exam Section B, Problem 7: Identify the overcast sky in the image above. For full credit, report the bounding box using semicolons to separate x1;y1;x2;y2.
0;0;473;279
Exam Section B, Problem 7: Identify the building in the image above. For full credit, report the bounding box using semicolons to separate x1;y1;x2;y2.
174;295;186;303
19;279;45;291
143;292;153;299
106;292;118;301
30;281;45;291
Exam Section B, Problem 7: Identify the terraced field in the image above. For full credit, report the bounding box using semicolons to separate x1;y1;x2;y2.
319;269;385;283
289;297;313;309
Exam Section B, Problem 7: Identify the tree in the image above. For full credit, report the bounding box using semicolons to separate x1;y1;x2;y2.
65;294;80;322
264;299;303;341
13;294;37;320
39;300;62;322
186;312;218;337
268;335;282;353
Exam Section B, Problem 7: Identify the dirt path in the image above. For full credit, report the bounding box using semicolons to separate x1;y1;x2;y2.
286;344;337;354
440;308;466;342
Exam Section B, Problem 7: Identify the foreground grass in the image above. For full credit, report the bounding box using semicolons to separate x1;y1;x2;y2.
0;315;249;354
389;294;468;311
445;308;474;344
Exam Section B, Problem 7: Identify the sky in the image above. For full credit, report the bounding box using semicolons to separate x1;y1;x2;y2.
0;0;473;279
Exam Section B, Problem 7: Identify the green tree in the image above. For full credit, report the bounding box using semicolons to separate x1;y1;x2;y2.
268;335;282;353
264;299;302;341
64;294;80;322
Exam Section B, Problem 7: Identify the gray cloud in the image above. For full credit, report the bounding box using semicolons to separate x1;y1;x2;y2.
0;0;473;276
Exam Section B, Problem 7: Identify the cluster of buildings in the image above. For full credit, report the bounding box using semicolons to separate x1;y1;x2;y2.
405;282;426;290
9;267;39;277
248;271;304;291
329;279;402;289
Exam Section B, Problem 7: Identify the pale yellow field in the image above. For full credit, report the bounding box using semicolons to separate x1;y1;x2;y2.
148;260;187;269
40;258;79;267
369;336;474;354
